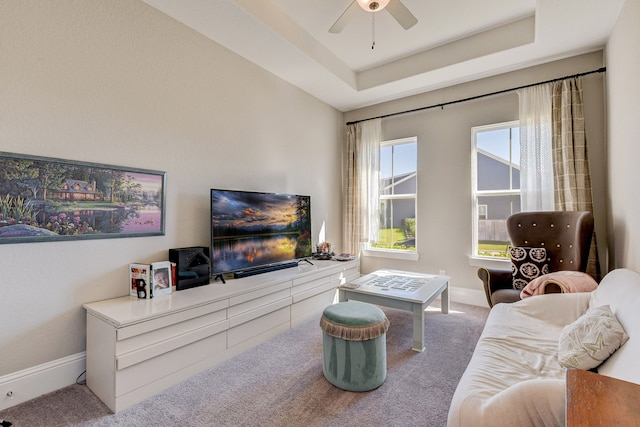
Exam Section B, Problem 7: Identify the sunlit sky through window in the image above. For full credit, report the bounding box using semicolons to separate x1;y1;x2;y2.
380;141;417;179
380;128;520;180
477;127;520;166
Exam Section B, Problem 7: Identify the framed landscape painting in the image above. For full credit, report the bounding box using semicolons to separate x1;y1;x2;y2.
0;152;166;244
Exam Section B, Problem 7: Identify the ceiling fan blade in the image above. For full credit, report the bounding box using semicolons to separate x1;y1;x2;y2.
386;0;418;30
329;1;359;34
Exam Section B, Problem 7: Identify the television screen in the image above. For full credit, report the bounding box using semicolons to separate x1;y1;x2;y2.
210;189;312;276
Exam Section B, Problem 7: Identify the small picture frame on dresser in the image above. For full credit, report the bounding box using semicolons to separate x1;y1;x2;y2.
151;261;172;296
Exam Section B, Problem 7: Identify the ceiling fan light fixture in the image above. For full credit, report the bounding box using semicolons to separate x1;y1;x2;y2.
356;0;391;12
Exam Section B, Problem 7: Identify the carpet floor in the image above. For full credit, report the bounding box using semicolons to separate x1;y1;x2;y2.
0;301;488;427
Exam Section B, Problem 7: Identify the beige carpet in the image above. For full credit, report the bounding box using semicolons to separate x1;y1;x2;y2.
0;302;488;427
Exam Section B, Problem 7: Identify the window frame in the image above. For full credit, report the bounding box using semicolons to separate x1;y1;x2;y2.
471;121;520;263
363;136;419;261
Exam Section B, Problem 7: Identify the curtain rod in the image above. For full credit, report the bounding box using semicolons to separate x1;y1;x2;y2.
345;67;606;126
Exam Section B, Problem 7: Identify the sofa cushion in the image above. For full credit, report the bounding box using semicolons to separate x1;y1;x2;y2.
510;246;549;290
520;271;598;299
589;269;640;385
558;304;629;370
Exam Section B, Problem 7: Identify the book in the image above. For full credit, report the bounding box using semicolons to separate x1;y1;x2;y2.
130;263;152;299
129;261;173;299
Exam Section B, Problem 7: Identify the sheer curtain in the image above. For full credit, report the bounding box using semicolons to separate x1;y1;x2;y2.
518;84;555;211
343;119;381;255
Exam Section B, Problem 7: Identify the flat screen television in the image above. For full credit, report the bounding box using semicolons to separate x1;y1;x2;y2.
210;189;312;278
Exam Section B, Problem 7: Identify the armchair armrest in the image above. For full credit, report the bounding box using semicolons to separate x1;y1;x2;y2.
478;267;512;307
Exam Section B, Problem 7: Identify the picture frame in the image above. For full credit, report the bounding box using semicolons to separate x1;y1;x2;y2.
0;151;166;244
129;261;172;298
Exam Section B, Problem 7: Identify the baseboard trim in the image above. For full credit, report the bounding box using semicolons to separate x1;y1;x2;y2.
0;352;86;411
449;286;489;308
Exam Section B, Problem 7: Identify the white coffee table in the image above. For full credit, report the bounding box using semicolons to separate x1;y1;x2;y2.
338;269;450;352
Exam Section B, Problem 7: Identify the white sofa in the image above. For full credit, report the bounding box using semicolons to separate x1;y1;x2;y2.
448;268;640;427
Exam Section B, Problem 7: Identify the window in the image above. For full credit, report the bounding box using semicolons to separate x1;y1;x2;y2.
472;122;520;259
370;137;417;253
478;204;488;220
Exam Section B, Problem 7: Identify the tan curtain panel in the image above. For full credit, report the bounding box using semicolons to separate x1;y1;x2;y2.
343;123;361;255
343;119;381;255
551;77;600;279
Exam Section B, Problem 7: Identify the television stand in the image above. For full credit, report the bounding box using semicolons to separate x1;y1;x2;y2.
299;258;314;266
83;259;360;413
212;274;226;284
233;261;299;279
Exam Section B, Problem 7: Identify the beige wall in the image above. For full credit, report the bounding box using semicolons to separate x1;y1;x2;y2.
2;0;629;387
0;1;343;376
606;0;640;271
344;51;608;293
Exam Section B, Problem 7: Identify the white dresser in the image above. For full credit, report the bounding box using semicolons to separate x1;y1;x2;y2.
83;259;359;413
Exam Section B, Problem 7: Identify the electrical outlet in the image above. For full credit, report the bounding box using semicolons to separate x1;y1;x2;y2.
439;270;446;276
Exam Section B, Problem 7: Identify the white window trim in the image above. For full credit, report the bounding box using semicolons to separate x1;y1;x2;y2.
469;255;510;269
368;136;419;259
363;247;419;261
470;121;519;266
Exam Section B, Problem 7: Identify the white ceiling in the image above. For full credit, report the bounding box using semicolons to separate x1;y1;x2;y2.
142;0;625;112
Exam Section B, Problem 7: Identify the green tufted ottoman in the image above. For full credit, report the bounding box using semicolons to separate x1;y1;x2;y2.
320;301;390;392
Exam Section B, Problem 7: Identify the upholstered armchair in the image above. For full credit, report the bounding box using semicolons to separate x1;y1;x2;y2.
478;211;594;308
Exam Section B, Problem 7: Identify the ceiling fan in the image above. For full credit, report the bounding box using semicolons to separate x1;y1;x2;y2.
329;0;418;34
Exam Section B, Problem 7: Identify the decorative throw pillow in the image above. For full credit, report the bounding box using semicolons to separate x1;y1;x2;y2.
520;271;598;299
558;305;629;370
510;247;549;290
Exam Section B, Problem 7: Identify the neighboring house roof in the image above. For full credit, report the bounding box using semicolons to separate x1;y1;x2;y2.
477;148;520;171
381;172;416;193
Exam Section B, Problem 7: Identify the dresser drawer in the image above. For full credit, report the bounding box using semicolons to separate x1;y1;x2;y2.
116;318;229;370
116;299;229;341
292;279;338;303
228;280;290;307
228;284;291;318
115;329;227;397
292;264;359;301
116;307;228;356
292;267;337;288
291;287;337;327
228;306;290;348
293;263;359;288
228;296;292;328
339;266;360;284
292;274;335;296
